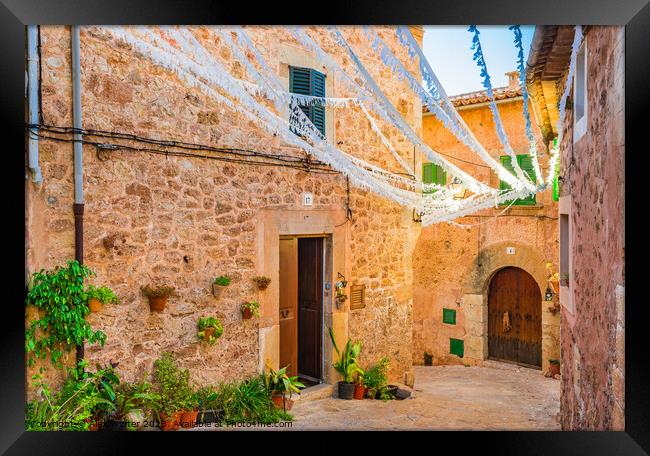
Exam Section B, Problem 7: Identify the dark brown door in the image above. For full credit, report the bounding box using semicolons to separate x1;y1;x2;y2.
297;237;323;380
488;267;542;368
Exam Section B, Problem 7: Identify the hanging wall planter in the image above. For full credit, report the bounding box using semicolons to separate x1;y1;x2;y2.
252;276;271;291
241;301;260;320
197;316;224;345
141;285;175;312
85;285;119;313
212;275;231;298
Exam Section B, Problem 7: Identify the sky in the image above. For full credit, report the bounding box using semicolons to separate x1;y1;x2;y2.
422;25;535;96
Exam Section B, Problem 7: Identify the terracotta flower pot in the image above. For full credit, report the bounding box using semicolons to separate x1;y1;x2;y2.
212;283;225;298
160;412;181;431
148;295;168;312
353;384;366;400
88;298;103;313
242;307;252;320
337;381;355;400
549;363;560;377
271;394;294;411
179;410;199;428
203;327;216;340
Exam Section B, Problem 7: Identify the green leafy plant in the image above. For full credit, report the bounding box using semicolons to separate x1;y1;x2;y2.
363;357;390;398
242;301;260;317
213;375;292;424
195;385;219;410
328;327;362;384
197;316;224;345
152;352;190;417
141;285;176;298
25;260;107;368
213;276;231;286
264;366;304;398
84;285;119;305
25;360;119;431
111;380;160;430
549;359;560;365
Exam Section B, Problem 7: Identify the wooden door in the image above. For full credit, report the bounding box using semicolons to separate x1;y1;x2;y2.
297;237;323;380
279;238;298;376
488;267;542;368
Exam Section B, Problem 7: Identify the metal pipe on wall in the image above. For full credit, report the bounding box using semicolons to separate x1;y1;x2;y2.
27;25;42;184
71;25;85;363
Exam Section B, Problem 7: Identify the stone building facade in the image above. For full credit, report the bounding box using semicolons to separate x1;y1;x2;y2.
413;73;560;372
25;26;425;396
526;25;625;430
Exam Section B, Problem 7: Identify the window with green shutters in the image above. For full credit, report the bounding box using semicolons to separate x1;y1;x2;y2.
499;154;537;205
422;163;446;193
450;338;464;357
442;308;457;325
289;66;326;136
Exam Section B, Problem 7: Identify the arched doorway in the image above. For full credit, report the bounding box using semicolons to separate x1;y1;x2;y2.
488;267;542;368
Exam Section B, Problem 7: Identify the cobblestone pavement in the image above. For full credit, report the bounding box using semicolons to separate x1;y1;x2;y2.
287;363;560;431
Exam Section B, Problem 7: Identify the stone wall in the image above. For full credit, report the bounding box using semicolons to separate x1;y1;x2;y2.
413;95;559;370
557;26;625;430
25;26;422;397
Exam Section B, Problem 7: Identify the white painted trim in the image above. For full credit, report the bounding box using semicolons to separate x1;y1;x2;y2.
573;41;588;143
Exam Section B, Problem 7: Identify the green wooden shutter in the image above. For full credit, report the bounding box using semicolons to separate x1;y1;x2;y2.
499;154;536;206
442;308;457;325
289;66;326;137
311;69;326;136
422;163;446;194
450;338;464;357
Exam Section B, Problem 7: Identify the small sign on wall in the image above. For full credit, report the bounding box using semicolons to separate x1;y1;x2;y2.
506;246;516;255
302;192;313;206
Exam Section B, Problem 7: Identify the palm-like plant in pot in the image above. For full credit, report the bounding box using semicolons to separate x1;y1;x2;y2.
264;366;304;411
328;327;362;400
105;381;160;431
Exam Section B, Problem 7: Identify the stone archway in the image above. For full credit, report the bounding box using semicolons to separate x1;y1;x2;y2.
459;242;560;372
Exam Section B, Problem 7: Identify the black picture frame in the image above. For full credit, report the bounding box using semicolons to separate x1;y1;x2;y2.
2;0;647;453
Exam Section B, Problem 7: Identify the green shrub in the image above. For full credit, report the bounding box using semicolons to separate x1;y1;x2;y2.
152;352;190;416
25;260;107;368
84;285;119;305
242;301;260;317
111;380;159;429
213;276;231;286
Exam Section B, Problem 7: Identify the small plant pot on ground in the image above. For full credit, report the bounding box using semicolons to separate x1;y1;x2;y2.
337;381;355;400
271;394;294;411
88;298;103;313
386;385;399;398
353;384;366;400
549;361;560;377
423;353;433;366
179;410;199;429
365;388;377;399
160;412;181;431
242;307;252;320
197;409;222;425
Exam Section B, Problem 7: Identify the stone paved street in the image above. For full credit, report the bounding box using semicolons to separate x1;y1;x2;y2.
287;363;560;430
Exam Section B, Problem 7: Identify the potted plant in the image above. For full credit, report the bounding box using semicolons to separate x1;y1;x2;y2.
328;327;362;400
241;301;260;320
559;273;569;287
353;370;366;400
363;357;389;400
152;352;188;431
423;351;433;366
197;316;224;345
179;389;199;429
549;359;561;377
252;275;271;291
195;386;222;425
212;275;231;298
104;380;159;431
85;285;119;313
141;285;175;312
264;366;304;411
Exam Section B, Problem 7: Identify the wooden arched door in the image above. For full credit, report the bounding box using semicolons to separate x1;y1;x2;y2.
488;267;542;368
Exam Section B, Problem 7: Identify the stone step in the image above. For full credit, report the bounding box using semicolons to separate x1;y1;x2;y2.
293;383;335;402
